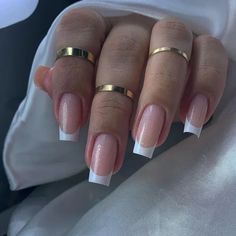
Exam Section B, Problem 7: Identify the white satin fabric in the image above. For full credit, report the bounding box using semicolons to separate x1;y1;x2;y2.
0;0;38;29
3;0;236;235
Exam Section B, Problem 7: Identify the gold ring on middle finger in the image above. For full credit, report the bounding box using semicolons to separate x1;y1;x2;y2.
95;85;135;101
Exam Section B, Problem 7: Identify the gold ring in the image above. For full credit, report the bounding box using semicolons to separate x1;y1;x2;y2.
96;85;135;101
56;47;95;64
149;47;189;63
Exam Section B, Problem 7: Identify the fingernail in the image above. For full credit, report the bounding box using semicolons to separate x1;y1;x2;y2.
184;94;208;138
133;105;165;158
89;134;117;186
59;93;82;142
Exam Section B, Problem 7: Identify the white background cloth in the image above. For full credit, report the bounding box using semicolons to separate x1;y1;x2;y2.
3;0;236;235
0;0;38;29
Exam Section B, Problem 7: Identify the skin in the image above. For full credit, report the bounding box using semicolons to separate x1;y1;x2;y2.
35;9;228;174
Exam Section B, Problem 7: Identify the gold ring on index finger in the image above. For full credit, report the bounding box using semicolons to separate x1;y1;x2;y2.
56;47;96;65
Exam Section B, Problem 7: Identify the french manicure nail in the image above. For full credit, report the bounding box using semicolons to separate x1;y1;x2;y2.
59;93;82;142
133;105;165;158
184;94;208;138
89;134;117;186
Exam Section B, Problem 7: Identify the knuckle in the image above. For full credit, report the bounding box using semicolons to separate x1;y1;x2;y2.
194;35;228;73
109;34;140;52
150;70;179;84
56;8;106;54
198;64;223;78
197;64;224;82
53;59;92;91
195;35;226;56
153;18;192;41
196;35;222;47
57;8;105;35
94;93;131;118
105;33;145;64
54;59;81;83
197;65;225;96
148;71;182;111
56;57;78;71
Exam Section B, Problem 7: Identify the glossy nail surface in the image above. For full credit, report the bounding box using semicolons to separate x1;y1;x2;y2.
184;94;208;138
59;93;81;141
89;134;117;186
133;105;165;158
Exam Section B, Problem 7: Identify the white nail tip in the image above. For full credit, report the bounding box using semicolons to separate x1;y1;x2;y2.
133;141;155;159
59;127;80;142
88;169;112;186
183;118;202;138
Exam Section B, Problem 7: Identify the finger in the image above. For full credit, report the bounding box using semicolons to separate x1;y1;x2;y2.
181;35;228;137
86;16;153;186
132;18;193;158
52;8;108;141
34;66;53;96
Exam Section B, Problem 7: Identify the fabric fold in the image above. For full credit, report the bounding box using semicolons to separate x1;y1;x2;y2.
3;0;236;190
4;0;236;235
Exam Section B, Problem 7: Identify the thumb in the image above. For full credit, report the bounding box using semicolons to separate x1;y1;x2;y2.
34;66;53;97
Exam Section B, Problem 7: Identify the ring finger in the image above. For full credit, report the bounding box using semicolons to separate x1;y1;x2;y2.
132;18;193;158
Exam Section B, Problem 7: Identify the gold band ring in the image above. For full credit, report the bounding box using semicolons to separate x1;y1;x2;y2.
149;47;189;63
56;47;95;65
96;85;135;101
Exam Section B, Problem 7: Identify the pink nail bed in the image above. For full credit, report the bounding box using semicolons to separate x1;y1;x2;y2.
184;94;208;138
133;104;165;158
89;134;117;186
58;93;81;142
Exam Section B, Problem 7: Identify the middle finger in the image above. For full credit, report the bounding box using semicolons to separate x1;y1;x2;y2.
86;15;153;186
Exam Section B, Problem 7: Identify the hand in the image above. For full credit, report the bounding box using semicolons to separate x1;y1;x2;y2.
35;8;228;186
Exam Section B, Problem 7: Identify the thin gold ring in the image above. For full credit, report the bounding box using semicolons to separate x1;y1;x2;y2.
96;85;135;101
56;47;95;65
149;47;189;63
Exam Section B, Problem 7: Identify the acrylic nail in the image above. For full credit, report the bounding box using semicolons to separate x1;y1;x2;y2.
89;134;117;186
133;105;165;158
184;94;208;138
59;93;82;142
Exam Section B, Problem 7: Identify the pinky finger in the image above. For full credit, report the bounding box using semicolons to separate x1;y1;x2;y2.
180;35;228;137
